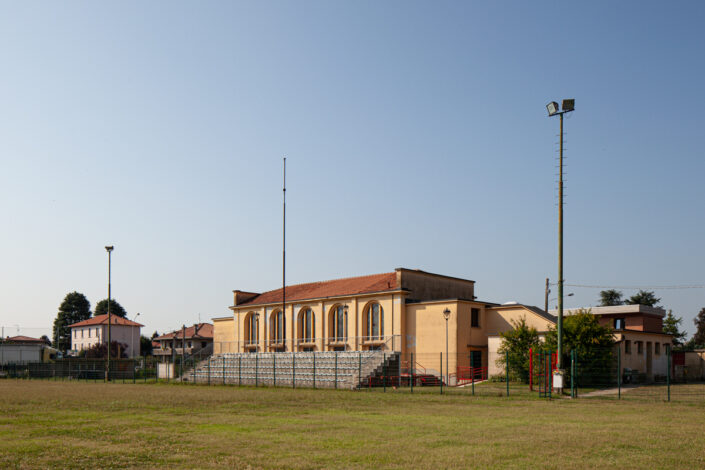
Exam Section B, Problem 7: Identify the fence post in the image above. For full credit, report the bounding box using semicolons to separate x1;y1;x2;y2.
207;356;211;386
313;353;316;389
505;350;509;397
293;352;296;389
334;352;338;390
410;352;414;394
358;352;362;391
667;347;671;402
255;353;259;387
570;349;575;398
238;355;242;386
383;353;386;393
529;348;533;391
548;350;552;399
440;352;443;395
273;353;277;387
397;352;401;389
471;355;475;396
617;346;621;400
223;356;226;385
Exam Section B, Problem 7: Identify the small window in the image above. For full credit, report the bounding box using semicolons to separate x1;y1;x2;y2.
471;308;480;328
637;341;643;354
625;340;631;354
88;329;91;338
655;343;660;355
614;318;625;330
201;341;207;348
81;330;84;338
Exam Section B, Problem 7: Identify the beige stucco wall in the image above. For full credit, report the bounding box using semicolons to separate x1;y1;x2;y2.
222;293;403;353
617;332;671;379
683;351;705;380
213;317;235;354
484;306;554;336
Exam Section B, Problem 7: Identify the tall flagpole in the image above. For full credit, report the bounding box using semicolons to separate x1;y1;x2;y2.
282;157;286;351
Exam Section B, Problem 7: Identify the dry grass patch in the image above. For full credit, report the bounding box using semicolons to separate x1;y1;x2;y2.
0;380;703;469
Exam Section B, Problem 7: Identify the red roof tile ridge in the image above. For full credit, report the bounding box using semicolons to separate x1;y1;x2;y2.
262;271;395;293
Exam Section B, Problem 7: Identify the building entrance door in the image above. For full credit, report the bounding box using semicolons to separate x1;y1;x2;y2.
646;342;653;377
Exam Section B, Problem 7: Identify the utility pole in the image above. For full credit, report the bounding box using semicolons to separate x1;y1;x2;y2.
544;278;550;313
105;245;114;381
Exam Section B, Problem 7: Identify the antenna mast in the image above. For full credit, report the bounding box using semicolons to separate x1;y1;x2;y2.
282;157;286;348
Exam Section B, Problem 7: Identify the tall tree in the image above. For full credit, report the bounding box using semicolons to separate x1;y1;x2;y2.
94;299;128;318
692;307;705;347
496;317;541;383
140;335;154;356
544;309;615;385
52;292;91;352
625;290;661;307
662;310;687;347
599;289;624;306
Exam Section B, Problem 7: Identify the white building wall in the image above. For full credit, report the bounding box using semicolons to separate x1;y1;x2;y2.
71;324;141;357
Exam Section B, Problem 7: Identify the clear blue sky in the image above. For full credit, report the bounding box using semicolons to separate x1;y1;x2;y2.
1;1;703;339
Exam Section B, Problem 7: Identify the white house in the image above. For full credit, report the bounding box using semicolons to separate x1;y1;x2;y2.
68;314;143;358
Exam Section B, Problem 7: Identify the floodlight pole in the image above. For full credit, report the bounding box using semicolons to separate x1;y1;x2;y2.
105;245;114;381
557;110;564;371
547;99;574;386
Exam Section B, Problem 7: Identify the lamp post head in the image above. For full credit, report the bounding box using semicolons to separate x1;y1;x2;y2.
343;304;349;315
105;246;114;252
443;308;451;320
546;101;559;116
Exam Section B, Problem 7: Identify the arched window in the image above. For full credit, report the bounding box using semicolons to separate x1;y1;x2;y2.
245;312;259;345
366;303;383;340
270;310;285;345
299;308;315;343
330;305;347;342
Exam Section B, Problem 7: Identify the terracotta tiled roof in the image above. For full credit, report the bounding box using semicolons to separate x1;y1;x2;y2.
237;272;398;307
155;323;214;341
5;335;49;344
68;314;144;328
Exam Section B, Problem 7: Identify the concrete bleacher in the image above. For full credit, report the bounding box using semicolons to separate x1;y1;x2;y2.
184;351;400;389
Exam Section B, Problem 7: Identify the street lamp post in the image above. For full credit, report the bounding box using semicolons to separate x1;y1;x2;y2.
130;313;140;358
443;308;451;386
546;98;575;389
105;245;114;381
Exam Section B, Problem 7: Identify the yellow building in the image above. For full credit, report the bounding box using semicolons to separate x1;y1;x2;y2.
212;268;556;380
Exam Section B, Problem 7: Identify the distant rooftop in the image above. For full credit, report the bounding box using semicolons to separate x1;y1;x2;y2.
549;305;666;318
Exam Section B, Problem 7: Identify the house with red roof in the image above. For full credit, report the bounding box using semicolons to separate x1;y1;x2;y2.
153;323;214;358
68;314;143;358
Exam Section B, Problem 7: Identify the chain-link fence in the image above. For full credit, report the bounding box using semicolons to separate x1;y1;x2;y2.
0;357;159;383
3;348;702;403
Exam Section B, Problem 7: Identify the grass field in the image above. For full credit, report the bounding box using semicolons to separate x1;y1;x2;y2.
1;380;704;469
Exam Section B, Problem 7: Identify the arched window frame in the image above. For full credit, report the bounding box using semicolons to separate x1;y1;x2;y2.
299;307;315;343
270;309;286;345
330;304;347;342
245;312;259;345
365;302;384;340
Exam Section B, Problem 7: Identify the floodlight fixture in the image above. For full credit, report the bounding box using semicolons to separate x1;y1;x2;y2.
443;308;451;320
562;99;575;112
105;245;114;252
546;101;559;116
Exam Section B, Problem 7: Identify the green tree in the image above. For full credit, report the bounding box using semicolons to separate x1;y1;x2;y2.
599;289;624;306
544;309;615;385
52;292;91;352
662;310;687;347
496;317;541;383
625;290;660;307
140;335;154;356
94;299;127;318
692;307;705;347
83;340;128;359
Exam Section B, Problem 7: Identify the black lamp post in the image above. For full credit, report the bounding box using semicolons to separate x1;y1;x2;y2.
443;308;451;385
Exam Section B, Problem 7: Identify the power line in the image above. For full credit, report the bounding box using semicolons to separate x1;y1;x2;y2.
554;283;705;290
